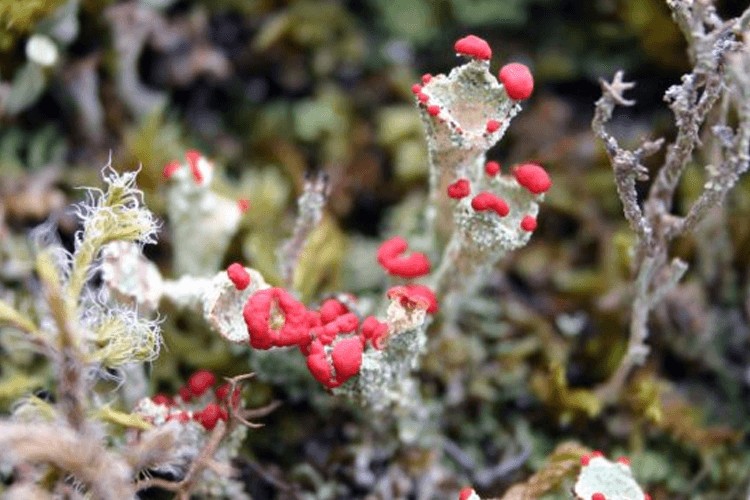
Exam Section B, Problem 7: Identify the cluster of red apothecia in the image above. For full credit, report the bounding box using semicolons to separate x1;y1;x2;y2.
446;161;551;232
225;236;437;389
150;370;241;430
411;34;551;234
411;35;534;121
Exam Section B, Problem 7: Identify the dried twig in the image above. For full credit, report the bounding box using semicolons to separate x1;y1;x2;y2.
135;420;228;500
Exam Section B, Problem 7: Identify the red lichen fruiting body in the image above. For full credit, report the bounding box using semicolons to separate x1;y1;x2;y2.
178;386;192;403
163;160;181;179
383;253;431;278
215;383;230;402
332;336;364;384
459;487;475;500
227;263;251;290
520;215;537;232
591;450;604;458
471;192;509;216
485;161;500;176
274;289;312;347
377;237;409;267
218;406;228;422
591;493;606;500
244;289;275;349
318;323;340;345
319;299;349;324
334;313;359;333
305;310;322;328
377;236;431;278
306;341;335;387
188;370;216;397
152;394;173;406
447;178;471;199
514;163;551;194
185;150;203;184
580;454;590;466
403;284;438;313
195;402;221;430
411;84;422;94
644;494;651;500
418;92;430;103
427;105;440;116
386;285;438;314
454;35;492;60
422;73;432;84
486;120;500;133
499;63;534;100
617;457;631;466
361;316;389;348
243;288;311;349
215;384;242;408
238;199;250;213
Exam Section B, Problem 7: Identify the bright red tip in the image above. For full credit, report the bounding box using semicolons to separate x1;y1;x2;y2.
471;192;509;217
520;215;537;232
387;284;438;314
459;487;475;500
485;161;500;176
227;263;251;290
332;336;364;384
163;160;181;179
377;236;431;278
238;199;250;213
514;163;551;194
486;120;500;133
185;150;203;184
383;253;431;278
188;370;216;397
454;35;492;60
405;284;438;313
361;316;389;349
195;402;222;430
178;386;192;403
422;74;432;85
427;105;440;117
377;237;409;267
499;63;534;100
447;178;471;199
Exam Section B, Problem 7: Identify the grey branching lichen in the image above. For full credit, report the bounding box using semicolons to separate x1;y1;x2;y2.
592;0;750;403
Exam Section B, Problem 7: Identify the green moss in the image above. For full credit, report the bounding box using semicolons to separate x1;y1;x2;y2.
0;0;67;52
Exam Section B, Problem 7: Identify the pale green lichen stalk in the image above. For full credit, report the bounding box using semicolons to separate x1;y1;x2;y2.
165;153;242;276
416;48;546;309
575;455;645;500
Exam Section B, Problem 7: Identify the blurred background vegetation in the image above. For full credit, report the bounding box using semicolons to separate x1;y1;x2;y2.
1;0;750;499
